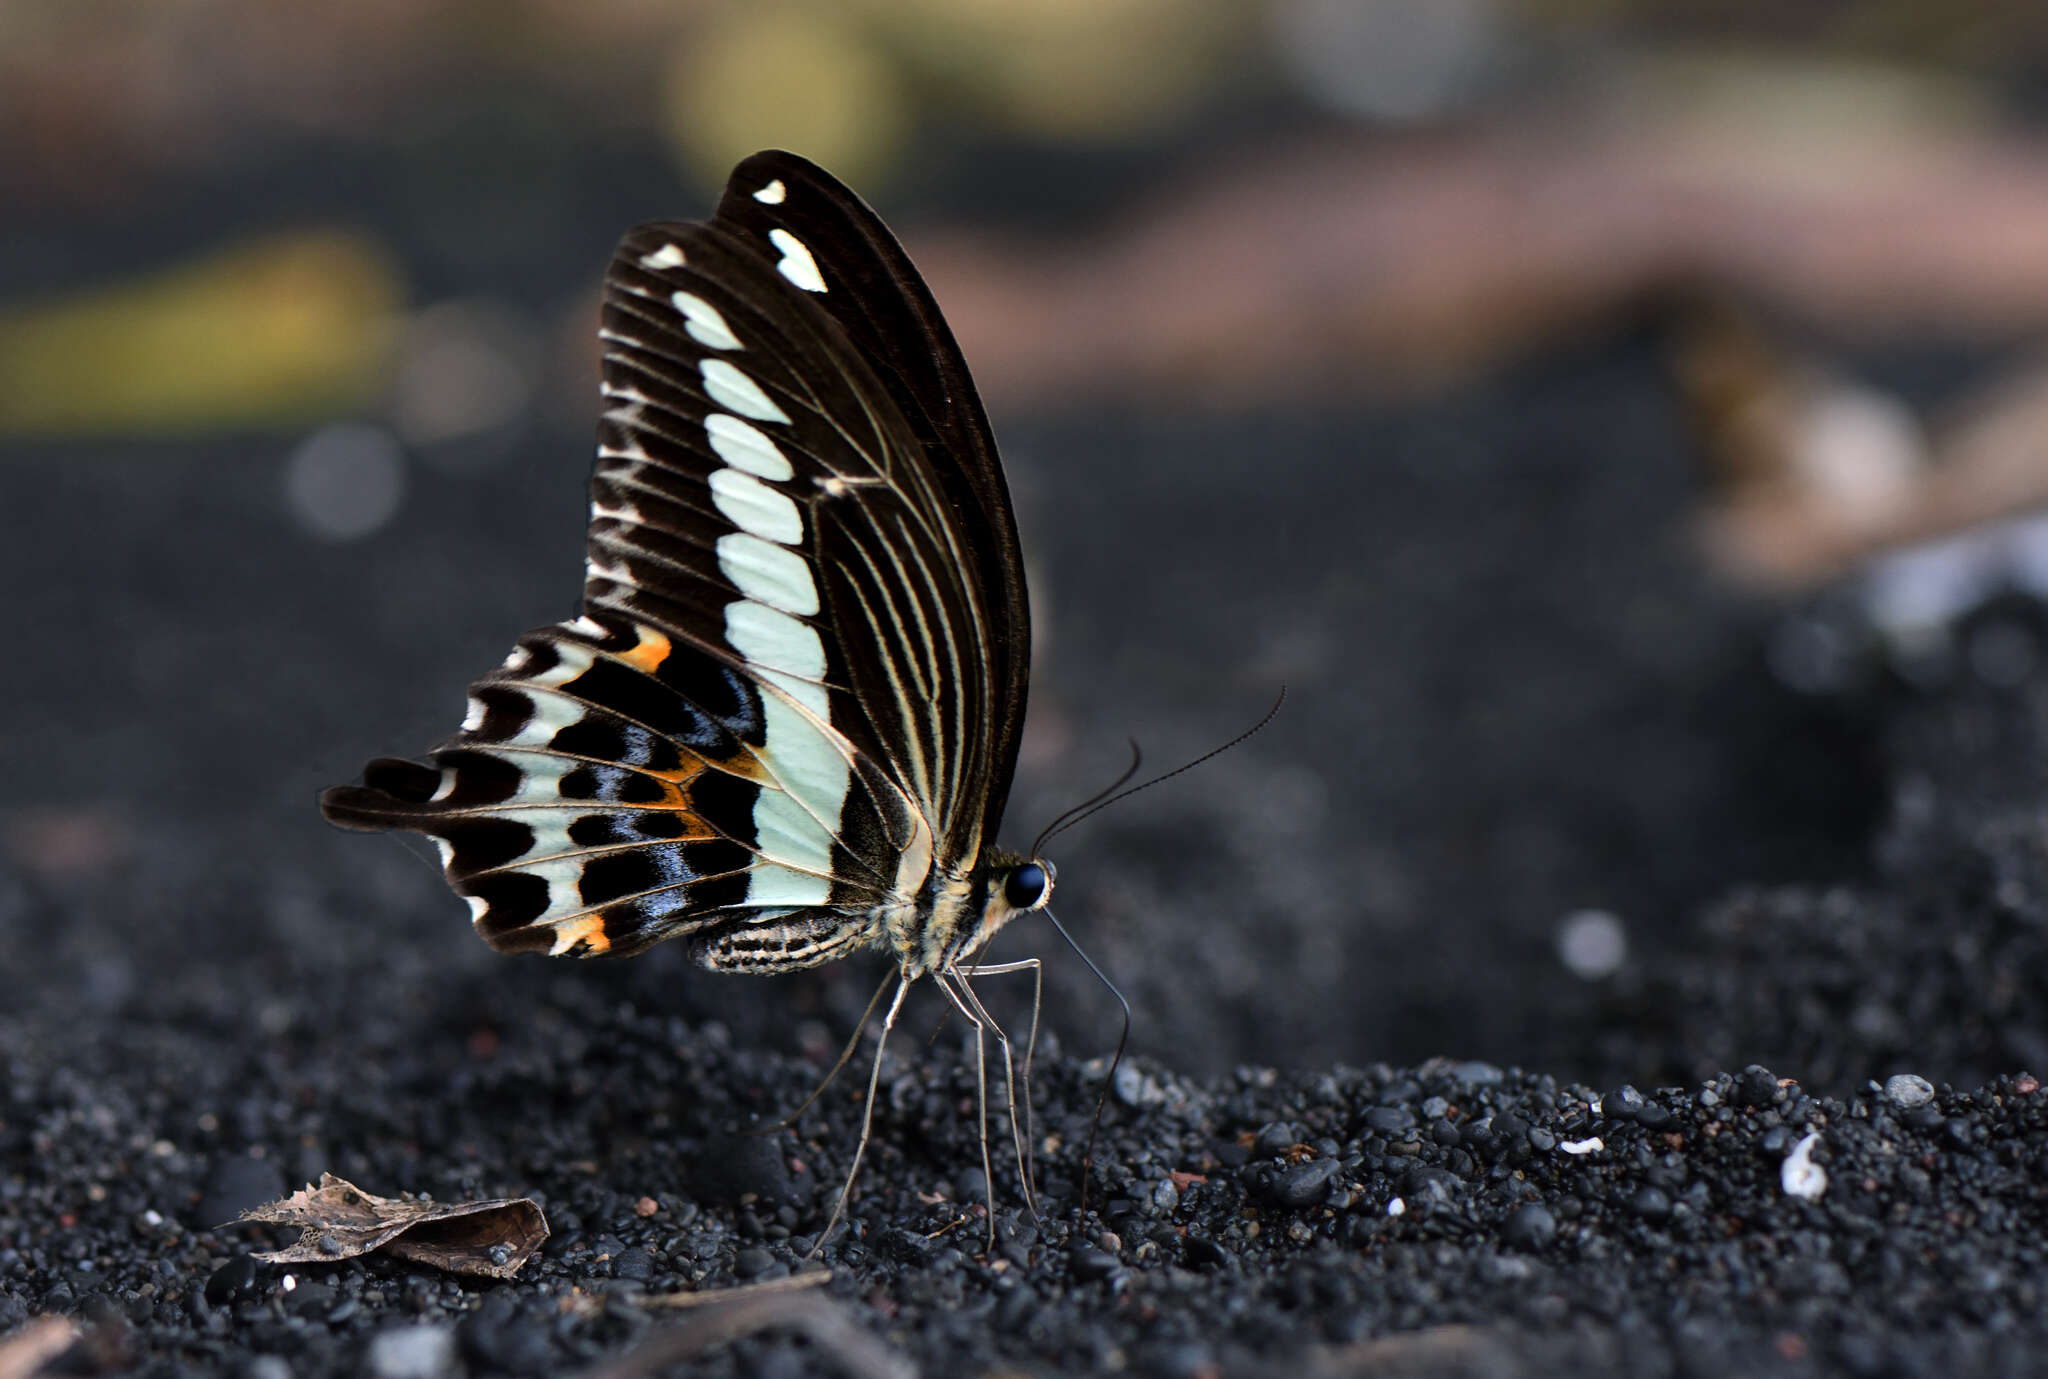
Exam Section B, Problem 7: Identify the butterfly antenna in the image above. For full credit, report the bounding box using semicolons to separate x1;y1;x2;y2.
1030;743;1144;859
1034;687;1286;853
1044;908;1130;1216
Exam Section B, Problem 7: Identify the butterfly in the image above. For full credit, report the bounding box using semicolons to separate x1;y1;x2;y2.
320;150;1063;1244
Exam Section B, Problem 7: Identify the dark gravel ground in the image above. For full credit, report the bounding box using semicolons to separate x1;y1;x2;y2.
9;138;2048;1378
10;355;2048;1377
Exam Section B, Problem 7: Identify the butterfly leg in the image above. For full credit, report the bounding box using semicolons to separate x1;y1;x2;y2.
934;968;1003;1250
955;958;1042;1215
808;972;912;1257
753;969;895;1137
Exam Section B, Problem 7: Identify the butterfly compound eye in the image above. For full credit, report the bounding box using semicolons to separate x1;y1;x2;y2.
1004;862;1048;911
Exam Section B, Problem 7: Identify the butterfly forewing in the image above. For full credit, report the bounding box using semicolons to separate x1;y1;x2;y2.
321;152;1031;972
713;153;1032;863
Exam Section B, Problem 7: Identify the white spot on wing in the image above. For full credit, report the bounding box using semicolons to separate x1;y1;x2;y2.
478;754;588;802
704;413;792;480
671;291;741;351
746;862;831;907
462;695;488;732
699;359;790;423
724;600;826;711
491;689;586;748
743;694;850;908
588;551;640;589
752;788;833;867
464;893;490;923
524;639;596;689
639;242;686;269
709;467;804;544
717;531;818;616
507;856;586;901
753;179;787;204
768;228;827;292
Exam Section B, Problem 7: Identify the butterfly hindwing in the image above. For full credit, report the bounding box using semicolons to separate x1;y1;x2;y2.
321;151;1032;969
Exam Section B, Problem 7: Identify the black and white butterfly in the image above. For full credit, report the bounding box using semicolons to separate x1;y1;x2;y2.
322;150;1062;1241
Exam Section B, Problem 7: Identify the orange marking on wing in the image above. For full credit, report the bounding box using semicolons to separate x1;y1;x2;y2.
548;915;611;956
619;628;671;674
694;742;776;784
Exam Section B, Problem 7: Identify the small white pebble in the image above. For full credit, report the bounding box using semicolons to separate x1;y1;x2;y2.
1883;1073;1935;1109
1559;1136;1604;1156
1556;909;1628;979
367;1325;456;1379
1782;1131;1828;1201
1386;1197;1405;1217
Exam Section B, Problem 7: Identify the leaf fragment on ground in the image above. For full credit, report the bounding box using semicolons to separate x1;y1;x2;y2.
230;1172;547;1278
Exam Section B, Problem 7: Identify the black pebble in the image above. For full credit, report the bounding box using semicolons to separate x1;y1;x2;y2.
734;1246;778;1279
1182;1234;1234;1271
286;1280;334;1317
1635;1103;1672;1130
460;1293;553;1375
612;1246;654;1282
1254;1122;1299;1156
880;1228;932;1266
1070;1245;1120;1281
1605;1086;1645;1120
193;1156;285;1229
1737;1066;1779;1108
1363;1106;1415;1136
1271;1158;1340;1208
1402;1165;1457;1210
1209;1139;1251;1168
1502;1203;1557;1251
203;1255;260;1307
1630;1186;1673;1222
692;1132;794;1205
1141;1340;1218;1379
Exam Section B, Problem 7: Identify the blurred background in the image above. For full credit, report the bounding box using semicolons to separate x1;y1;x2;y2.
8;0;2048;1085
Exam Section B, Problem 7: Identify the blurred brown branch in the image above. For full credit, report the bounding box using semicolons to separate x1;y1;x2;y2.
916;124;2048;409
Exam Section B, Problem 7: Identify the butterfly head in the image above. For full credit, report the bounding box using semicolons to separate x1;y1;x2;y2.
946;849;1056;966
1002;857;1055;912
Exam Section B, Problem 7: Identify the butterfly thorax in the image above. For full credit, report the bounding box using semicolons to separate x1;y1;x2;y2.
890;848;1054;979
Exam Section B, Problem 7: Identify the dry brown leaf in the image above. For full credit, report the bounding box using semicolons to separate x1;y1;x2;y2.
231;1172;547;1279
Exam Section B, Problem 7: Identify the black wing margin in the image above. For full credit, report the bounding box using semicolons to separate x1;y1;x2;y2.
712;150;1033;856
